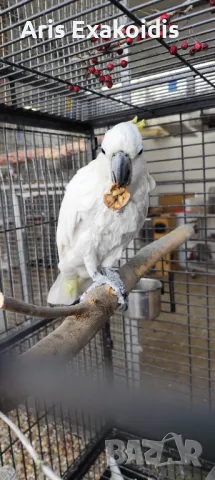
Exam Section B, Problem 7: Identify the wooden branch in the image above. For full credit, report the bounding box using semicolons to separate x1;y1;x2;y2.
0;223;195;413
0;137;109;167
0;126;167;167
21;223;195;360
146;0;194;26
0;141;88;166
0;293;87;319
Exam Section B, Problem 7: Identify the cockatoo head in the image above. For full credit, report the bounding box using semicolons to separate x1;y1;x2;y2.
101;121;144;187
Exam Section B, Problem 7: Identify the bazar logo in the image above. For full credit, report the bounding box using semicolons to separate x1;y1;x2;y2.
105;433;215;478
20;19;179;39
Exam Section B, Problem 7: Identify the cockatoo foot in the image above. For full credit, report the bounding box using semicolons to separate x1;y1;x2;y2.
102;267;128;311
82;268;128;310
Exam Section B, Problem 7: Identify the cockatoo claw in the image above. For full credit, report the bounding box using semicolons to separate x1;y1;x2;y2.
83;268;128;310
102;267;128;310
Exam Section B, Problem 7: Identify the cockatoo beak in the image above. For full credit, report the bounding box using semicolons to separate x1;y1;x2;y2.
111;151;132;188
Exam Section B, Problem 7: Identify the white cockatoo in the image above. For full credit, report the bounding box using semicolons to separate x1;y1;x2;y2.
47;118;155;308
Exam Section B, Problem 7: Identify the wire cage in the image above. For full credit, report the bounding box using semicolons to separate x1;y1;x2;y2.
1;0;215;479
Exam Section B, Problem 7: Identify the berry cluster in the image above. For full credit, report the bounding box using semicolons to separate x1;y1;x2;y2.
87;54;128;89
67;85;80;93
188;42;209;56
169;41;209;56
87;16;177;88
89;25;132;88
159;11;209;57
67;12;210;93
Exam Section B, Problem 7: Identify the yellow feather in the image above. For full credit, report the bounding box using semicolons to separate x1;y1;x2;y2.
64;277;79;298
131;116;146;132
131;116;138;124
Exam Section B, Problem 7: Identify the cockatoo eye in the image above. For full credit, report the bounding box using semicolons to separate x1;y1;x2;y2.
138;148;143;155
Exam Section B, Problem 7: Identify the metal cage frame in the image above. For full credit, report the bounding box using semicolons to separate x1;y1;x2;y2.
1;0;215;479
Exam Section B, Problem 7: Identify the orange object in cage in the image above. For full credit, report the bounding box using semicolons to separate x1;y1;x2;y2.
152;214;177;276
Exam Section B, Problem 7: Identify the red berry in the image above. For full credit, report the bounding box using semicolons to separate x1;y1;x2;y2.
107;63;114;71
106;81;113;89
129;26;135;33
88;66;95;74
105;74;112;82
145;32;150;39
160;13;170;23
94;69;101;76
96;24;101;31
189;48;195;56
92;57;98;64
194;42;202;51
97;45;105;52
99;75;105;83
73;85;80;93
126;37;133;45
137;33;142;41
91;37;98;43
210;0;215;5
120;59;128;68
67;85;73;91
159;29;163;38
181;41;189;50
122;27;127;35
169;45;178;55
117;48;123;55
203;43;209;50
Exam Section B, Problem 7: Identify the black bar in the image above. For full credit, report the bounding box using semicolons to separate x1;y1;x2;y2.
88;94;215;127
0;317;55;353
63;423;113;480
0;104;92;134
168;271;176;313
102;320;114;385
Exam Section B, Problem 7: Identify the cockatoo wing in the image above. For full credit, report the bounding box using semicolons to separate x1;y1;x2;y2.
56;159;102;259
48;159;103;305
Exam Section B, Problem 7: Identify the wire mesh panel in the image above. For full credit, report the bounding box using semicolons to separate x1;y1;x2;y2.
0;318;107;480
96;109;215;408
1;0;215;124
1;0;215;478
0;124;92;336
1;109;215;480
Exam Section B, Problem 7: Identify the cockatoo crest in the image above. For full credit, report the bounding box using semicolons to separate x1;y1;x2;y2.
131;116;146;132
101;121;143;163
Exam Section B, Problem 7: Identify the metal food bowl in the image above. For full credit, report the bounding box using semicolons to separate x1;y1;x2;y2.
127;278;162;320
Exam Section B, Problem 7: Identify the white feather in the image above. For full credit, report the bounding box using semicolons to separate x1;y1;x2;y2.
108;455;124;480
48;121;156;305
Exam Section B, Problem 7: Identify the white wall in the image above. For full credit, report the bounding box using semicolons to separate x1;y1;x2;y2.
143;112;215;206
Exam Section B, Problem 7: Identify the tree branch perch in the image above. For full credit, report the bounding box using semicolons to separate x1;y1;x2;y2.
0;294;87;319
0;223;195;413
13;224;196;358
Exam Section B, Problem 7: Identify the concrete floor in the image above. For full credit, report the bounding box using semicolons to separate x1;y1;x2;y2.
139;271;215;403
